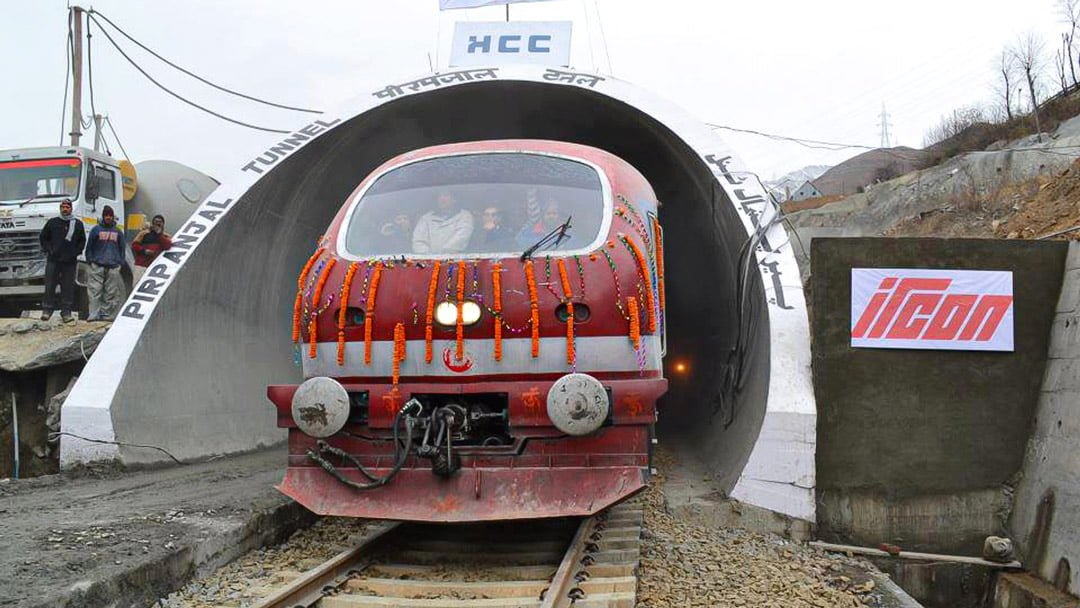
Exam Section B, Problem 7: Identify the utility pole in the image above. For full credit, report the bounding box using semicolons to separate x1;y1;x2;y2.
877;103;893;149
69;6;84;148
92;114;104;152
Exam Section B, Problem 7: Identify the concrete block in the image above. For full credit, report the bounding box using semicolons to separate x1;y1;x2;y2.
1041;360;1080;393
991;572;1079;608
1065;242;1080;272
730;477;815;521
1049;315;1080;360
1057;269;1080;313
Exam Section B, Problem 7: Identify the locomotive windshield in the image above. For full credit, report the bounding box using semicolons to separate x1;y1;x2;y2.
342;152;606;258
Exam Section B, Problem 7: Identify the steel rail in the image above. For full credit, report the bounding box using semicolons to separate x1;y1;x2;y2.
252;521;400;608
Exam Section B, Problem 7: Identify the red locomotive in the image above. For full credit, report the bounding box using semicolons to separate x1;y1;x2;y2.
268;140;667;521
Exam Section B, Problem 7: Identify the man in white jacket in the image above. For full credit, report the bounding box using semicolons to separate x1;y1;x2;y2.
412;193;475;254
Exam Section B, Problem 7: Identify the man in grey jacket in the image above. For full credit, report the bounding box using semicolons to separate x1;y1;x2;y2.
84;205;125;321
412;193;474;254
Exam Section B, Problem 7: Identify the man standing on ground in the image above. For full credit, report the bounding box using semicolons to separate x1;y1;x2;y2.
38;198;86;323
85;205;126;321
131;214;172;281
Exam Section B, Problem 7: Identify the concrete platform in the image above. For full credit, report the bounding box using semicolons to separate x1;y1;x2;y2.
0;447;312;608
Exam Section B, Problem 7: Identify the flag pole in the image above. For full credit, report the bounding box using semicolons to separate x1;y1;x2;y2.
506;4;509;21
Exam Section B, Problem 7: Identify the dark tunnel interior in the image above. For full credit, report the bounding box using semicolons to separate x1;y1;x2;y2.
114;80;770;490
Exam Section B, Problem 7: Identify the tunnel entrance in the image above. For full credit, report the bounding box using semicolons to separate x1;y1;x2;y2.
63;71;811;519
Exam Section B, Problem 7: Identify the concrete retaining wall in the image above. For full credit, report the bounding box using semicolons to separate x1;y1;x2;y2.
811;238;1067;555
1008;241;1080;598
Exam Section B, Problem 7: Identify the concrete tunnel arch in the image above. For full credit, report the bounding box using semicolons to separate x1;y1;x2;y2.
60;65;816;521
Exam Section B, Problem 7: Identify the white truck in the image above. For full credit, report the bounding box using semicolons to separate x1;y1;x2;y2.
0;145;217;317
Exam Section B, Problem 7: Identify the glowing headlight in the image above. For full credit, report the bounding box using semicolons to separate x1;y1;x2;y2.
434;300;483;326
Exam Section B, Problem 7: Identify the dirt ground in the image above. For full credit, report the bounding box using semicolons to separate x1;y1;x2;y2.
884;158;1080;240
0;448;292;608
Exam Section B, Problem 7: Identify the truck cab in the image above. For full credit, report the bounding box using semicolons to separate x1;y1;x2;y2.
0;146;130;316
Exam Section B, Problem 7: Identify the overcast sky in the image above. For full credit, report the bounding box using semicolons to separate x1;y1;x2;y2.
0;0;1069;181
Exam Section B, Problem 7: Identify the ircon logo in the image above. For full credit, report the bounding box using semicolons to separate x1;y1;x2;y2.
851;269;1014;351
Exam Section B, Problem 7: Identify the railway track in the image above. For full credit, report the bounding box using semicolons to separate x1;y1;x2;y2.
252;501;643;608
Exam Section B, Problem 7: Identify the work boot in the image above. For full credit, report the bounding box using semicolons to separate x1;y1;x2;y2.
40;311;52;321
60;313;75;324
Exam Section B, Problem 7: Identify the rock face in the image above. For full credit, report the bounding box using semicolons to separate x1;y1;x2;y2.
0;319;110;372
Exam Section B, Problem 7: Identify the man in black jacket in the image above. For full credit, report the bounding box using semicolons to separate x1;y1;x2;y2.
39;199;86;322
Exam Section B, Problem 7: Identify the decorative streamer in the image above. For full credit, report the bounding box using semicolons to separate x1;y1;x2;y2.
308;257;336;358
627;296;641;350
557;259;575;367
392;322;406;385
293;247;325;343
336;262;360;366
363;261;384;365
424;261;441;364
525;260;540;358
621;235;656;333
492;262;503;362
653;220;666;312
455;261;466;361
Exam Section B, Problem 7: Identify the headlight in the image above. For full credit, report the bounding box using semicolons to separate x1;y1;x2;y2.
434;300;482;326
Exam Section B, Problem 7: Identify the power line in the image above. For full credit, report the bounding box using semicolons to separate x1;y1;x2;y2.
88;9;322;115
593;0;613;74
58;10;73;146
86;12;292;134
105;116;130;161
85;14;106;154
706;123;878;151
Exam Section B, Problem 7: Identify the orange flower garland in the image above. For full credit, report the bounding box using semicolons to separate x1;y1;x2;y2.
292;247;325;343
455;262;466;361
525;260;540;358
627;296;641;350
424;260;441;364
653;221;666;313
336;262;360;366
308;257;337;359
363;261;384;365
392;322;406;385
492;263;503;362
557;258;575;366
622;236;657;333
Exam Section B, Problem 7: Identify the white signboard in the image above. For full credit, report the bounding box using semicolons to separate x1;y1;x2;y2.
450;21;572;67
440;0;555;9
851;268;1014;351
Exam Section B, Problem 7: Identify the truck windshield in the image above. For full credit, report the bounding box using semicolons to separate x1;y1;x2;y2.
343;153;606;258
0;158;82;205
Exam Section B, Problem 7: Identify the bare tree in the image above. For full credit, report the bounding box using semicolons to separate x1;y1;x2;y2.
1057;38;1070;95
1011;33;1047;141
1060;0;1080;87
995;49;1018;121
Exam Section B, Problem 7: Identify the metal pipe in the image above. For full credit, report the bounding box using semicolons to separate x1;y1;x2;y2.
11;393;18;480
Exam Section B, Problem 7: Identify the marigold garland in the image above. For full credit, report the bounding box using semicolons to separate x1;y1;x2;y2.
557;258;575;366
492;262;503;362
392;322;406;385
424;260;441;364
455;262;466;361
627;296;641;350
293;247;325;343
622;235;657;333
525;260;540;358
336;262;361;366
653;220;666;312
363;261;384;365
308;257;337;358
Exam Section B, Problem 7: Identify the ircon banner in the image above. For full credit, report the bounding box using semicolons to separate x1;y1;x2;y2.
851;269;1014;351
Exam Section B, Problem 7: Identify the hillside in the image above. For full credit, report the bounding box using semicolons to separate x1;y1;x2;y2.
813;147;926;196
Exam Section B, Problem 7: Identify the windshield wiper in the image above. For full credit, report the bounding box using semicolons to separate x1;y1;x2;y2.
520;215;572;261
11;194;65;208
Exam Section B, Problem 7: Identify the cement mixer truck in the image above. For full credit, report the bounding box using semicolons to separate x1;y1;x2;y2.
0;145;217;318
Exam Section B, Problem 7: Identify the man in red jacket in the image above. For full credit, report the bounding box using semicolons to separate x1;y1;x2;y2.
131;214;172;281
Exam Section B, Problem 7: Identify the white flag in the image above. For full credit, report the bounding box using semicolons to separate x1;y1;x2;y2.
440;0;555;10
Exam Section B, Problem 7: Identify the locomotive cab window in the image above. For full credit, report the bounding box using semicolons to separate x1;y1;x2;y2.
341;153;607;258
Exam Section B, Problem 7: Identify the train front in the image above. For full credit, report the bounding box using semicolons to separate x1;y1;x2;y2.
268;140;667;522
